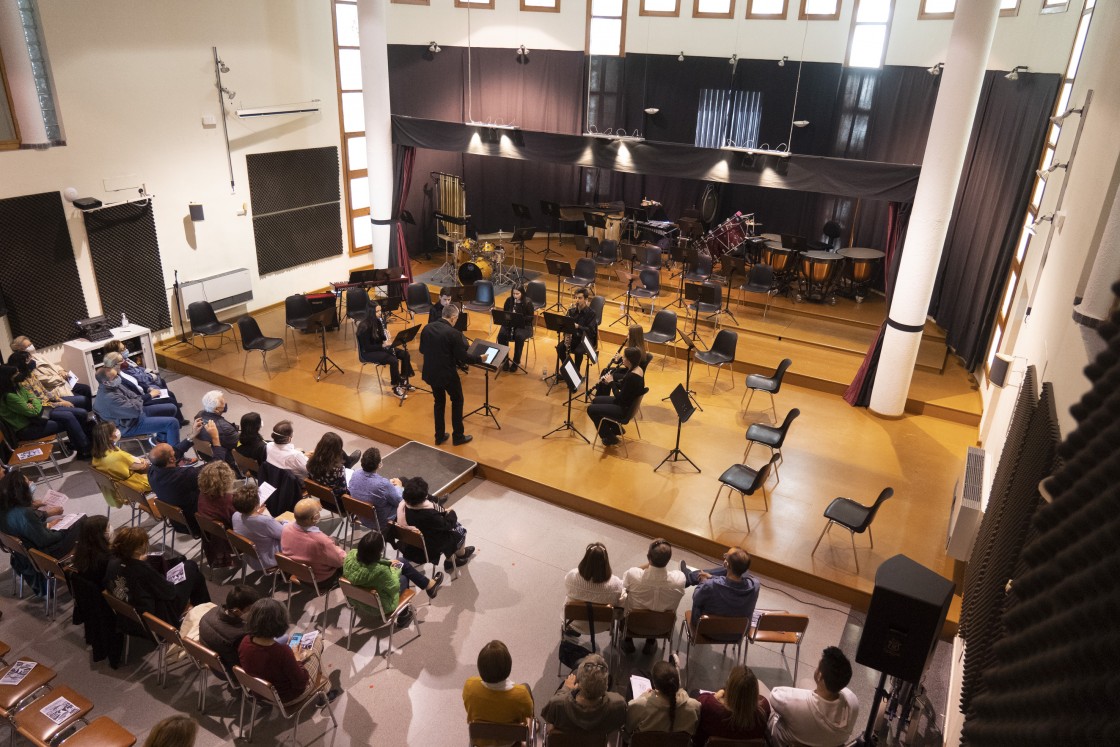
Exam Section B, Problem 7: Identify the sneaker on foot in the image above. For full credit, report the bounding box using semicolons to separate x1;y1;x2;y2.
426;572;445;599
393;385;407;399
454;546;476;566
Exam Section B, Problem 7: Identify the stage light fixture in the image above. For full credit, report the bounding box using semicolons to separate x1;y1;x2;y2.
678;51;685;62
1036;162;1068;179
779;56;788;67
1005;65;1028;81
927;62;944;76
428;41;441;54
1050;106;1083;125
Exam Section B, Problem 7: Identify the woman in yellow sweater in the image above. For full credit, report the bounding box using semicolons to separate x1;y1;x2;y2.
91;421;151;493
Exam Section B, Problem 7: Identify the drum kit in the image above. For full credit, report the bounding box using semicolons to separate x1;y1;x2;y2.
456;232;519;286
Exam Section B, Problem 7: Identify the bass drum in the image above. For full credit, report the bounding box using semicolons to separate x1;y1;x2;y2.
457;258;494;285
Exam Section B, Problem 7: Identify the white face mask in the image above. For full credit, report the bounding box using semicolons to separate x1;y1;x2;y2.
25;345;35;353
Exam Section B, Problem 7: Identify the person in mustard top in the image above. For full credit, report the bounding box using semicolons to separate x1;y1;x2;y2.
462;640;535;737
91;421;152;493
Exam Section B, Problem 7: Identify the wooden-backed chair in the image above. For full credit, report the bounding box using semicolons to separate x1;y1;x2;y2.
226;530;280;591
181;637;239;713
232;450;261;479
340;494;380;546
150;498;200;556
141;612;191;687
629;731;693;747
558;601;617;676
196;514;238;577
0;531;40;600
232;664;337;744
12;684;91;747
747;612;809;685
100;591;157;667
620;608;677;660
27;548;72;620
676;612;751;682
467;719;538;747
53;716;136;747
337;577;420;666
274;553;336;629
302;479;349;541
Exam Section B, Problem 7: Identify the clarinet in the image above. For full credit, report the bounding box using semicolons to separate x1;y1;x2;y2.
600;340;626;377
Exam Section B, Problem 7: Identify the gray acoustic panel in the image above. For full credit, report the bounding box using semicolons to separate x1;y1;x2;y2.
83;200;172;333
247;146;343;275
0;191;88;347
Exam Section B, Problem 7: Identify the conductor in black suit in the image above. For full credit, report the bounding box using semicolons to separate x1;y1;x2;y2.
420;304;481;447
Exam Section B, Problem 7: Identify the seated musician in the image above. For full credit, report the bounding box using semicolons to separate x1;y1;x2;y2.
497;285;535;372
555;287;599;372
594;324;652;396
356;302;415;400
428;287;455;325
587;346;645;447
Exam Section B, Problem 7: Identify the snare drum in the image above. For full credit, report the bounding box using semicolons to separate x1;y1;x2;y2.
706;217;748;260
457;258;494;285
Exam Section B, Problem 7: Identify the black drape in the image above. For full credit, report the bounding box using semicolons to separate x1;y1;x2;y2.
929;71;1059;370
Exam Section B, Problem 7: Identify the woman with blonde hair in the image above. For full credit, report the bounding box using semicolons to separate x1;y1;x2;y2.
197;460;237;567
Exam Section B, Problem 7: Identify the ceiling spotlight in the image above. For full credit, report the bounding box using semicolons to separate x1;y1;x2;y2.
1005;65;1029;81
729;54;738;65
221;87;236;102
779;56;788;67
1050;106;1084;125
927;62;944;76
1035;162;1068;179
428;41;441;54
517;45;530;57
644;107;660;115
678;51;685;62
793;120;810;128
218;61;230;74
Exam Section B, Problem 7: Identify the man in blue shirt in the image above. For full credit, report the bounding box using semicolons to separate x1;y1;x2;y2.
347;447;403;529
684;547;760;640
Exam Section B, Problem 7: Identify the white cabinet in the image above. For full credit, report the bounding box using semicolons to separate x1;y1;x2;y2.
60;325;156;394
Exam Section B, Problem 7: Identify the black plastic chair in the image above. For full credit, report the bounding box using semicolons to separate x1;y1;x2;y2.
284;294;314;357
526;280;548;311
237;316;287;378
593;239;619;285
682;254;713;284
696;329;738;392
465;280;496;332
742;358;793;421
589;295;605;327
405;282;432;320
644;309;679;367
187;301;234;362
636;245;662;272
744;408;800;486
710;453;780;532
739;264;777;319
591;388;648;458
809;220;843;251
811;488;894;572
628;268;662;321
563;257;597;291
344;287;371;338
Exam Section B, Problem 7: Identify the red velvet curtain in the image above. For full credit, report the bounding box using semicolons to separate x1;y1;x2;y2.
390;145;415;283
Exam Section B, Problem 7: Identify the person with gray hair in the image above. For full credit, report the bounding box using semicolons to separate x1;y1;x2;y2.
542;653;627;738
418;302;481;446
193;389;239;452
10;335;92;409
93;354;180;446
100;352;179;422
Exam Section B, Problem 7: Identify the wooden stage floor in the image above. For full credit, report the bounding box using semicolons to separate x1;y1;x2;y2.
158;245;979;621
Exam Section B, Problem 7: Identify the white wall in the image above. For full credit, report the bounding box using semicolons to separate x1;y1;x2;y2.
0;0;355;352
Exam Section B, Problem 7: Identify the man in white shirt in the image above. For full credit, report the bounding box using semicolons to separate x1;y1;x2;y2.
265;419;310;478
619;538;685;655
767;646;860;747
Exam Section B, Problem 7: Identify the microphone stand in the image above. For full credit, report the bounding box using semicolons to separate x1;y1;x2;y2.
611;271;640;328
166;269;196;351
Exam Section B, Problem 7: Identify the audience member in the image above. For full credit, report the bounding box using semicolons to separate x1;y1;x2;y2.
280;498;346;584
685;548;760;640
306;431;360;499
627;659;701;736
347;447;402;529
397;476;475;572
104;526;210;625
8;350;95;447
265;420;309;478
69;515;120;664
194;390;239;452
102;340;188;425
342;530;443;627
0;364;92;459
620;537;686;654
0;468;85;564
100;352;180;422
197;460;237;567
147;426;221;535
768;647;860;747
9;336;93;409
72;514;112;584
231;480;287;571
542;653;627;739
694;665;772;746
237;598;340;705
234;412;268;466
142;715;198;747
91;421;151;493
462;640;534;732
565;541;624;606
93;355;180;446
198;585;260;671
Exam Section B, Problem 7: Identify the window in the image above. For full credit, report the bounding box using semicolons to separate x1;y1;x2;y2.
587;0;628;56
640;0;678;15
919;0;1020;19
455;0;495;8
846;0;893;69
1;57;18;150
799;0;841;20
332;1;371;255
586;56;625;131
696;89;762;149
522;0;560;10
694;0;734;18
1041;0;1069;14
390;0;429;5
745;0;789;18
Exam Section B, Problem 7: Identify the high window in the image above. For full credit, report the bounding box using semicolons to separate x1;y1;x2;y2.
918;0;1021;19
800;0;841;20
588;0;628;56
331;0;371;255
846;0;894;69
745;0;789;18
640;0;679;16
694;0;734;18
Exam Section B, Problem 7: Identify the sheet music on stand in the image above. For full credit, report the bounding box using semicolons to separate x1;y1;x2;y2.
562;360;582;391
580;334;598;365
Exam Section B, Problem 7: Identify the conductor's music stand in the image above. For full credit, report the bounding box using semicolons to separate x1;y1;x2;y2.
655;383;700;473
542;359;589;443
491;309;531;374
512;203;532;228
611;267;641;329
663;334;703;412
539;200;561;258
510;226;536;285
308;307;343;381
545;258;573;313
465;339;508;430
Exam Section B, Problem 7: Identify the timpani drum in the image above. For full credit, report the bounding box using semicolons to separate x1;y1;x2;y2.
798;250;842;304
761;244;798;274
838;247;885;301
457;257;494;285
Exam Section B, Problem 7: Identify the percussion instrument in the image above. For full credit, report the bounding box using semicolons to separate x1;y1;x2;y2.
759;233;782;244
760;244;798;274
456;238;477;264
477;241;503;262
706;215;748;260
458;257;494;285
838;246;885;302
798;250;842;304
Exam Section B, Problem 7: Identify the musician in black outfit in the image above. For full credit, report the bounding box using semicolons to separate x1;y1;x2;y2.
428;288;455;324
587;347;646;446
356;302;415;400
497;285;535;372
419;304;482;447
555;287;599;372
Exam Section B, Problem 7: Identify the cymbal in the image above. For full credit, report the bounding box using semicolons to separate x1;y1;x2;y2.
478;231;510;241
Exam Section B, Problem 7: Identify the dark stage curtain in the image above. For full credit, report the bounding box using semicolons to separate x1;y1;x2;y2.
390;145;415;282
929;71;1059;370
620;55;736;144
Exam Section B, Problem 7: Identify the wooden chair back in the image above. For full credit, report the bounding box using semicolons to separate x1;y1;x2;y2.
623;608;676;639
182;637;234;684
693;613;751;644
468;719;536;746
390;523;430;563
101;590;153;642
196;514;232;552
629;731;693;747
192;437;215;461
341;494;379;532
114;482;157;520
141;611;182;649
151;498;197;538
54;716;137;747
232;450;260;478
227;529;268;570
275;552;319;590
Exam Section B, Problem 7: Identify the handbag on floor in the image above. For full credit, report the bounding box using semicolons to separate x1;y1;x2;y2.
558;601;598;670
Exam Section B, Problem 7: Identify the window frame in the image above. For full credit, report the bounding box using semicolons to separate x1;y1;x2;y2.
799;0;841;20
455;0;495;8
522;0;561;11
586;0;629;56
918;0;1020;19
1040;0;1069;14
845;0;894;69
390;0;429;5
745;0;789;18
639;0;679;16
0;52;20;151
331;0;371;256
693;0;735;18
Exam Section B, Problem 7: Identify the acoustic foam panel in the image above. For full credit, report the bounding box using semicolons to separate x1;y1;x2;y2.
83;200;171;334
247;146;342;276
0;191;88;347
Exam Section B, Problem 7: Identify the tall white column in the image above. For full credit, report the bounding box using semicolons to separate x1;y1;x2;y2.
1074;183;1120;327
0;1;49;145
357;0;394;268
869;0;1001;416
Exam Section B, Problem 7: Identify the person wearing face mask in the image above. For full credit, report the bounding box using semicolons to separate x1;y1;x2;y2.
8;350;95;425
9;336;93;410
0;364;92;459
356;301;415;400
93;356;181;447
193;389;239;452
100;339;188;426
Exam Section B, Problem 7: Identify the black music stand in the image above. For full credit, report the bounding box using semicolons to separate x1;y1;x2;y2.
510;226;536;285
465;339;507;430
669;248;698;310
611;267;641;328
711;256;743;326
668;243;689;280
667;334;703;412
512;203;532;228
684;282;713;343
538;200;561;257
580;333;599;403
583;211;608;257
388;324;427;395
543;312;576;392
491;308;530;374
542;359;589;443
656;383;700;473
308;307;343;381
545;258;573;313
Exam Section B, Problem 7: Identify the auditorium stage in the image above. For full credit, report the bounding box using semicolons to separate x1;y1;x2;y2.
157;242;979;623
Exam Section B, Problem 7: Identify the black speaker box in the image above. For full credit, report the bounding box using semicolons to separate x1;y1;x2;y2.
856;555;954;683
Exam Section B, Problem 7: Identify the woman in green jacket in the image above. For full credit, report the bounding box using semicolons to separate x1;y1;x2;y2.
342;531;443;621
